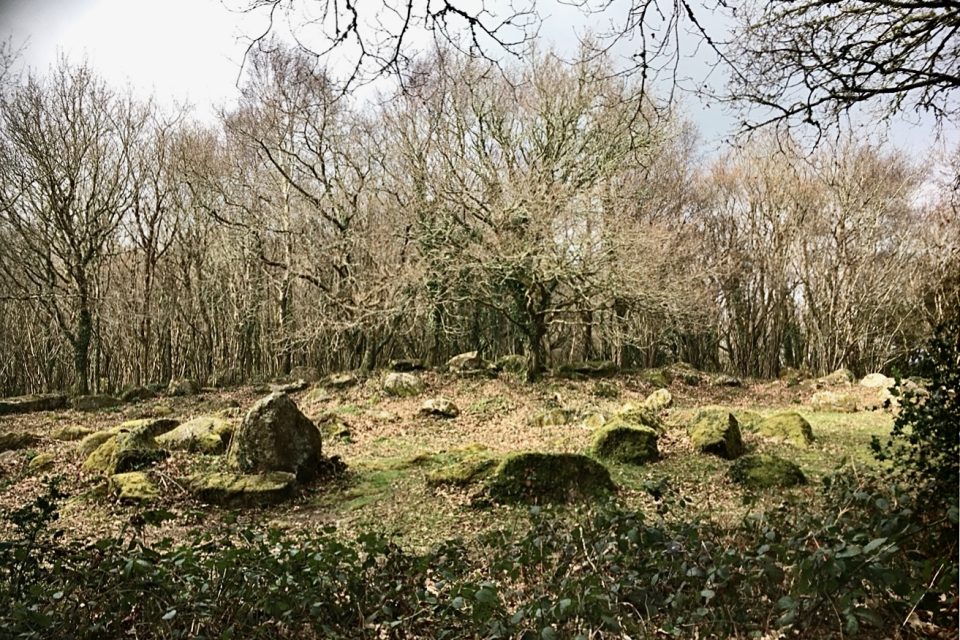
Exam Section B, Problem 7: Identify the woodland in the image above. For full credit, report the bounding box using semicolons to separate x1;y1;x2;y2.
0;1;957;638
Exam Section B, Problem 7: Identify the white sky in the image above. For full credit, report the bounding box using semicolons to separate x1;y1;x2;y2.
1;0;956;159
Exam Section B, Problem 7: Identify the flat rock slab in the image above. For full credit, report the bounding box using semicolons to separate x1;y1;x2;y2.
156;417;234;454
187;471;297;507
0;394;68;416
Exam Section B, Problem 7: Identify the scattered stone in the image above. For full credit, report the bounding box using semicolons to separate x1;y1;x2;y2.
616;403;663;431
667;362;703;385
729;454;806;489
227;393;323;480
77;430;119;457
51;425;94;442
860;373;895;389
0;393;68;416
757;412;815;447
780;368;810;387
713;375;743;387
325;372;358;389
187;471;297;506
581;412;607;430
592;420;659;464
639;368;671;388
447;351;487;373
688;410;745;459
156;417;234;454
109;471;159;502
167;378;201;396
0;431;41;452
28;452;55;472
642;388;673;413
366;409;397;422
82;421;170;475
382;372;423;397
591;380;620;399
316;415;352;441
71;394;121;411
419;397;460;418
289;365;320;382
820;368;854;386
528;407;572;427
486;452;615;504
120;386;157;403
389;359;424;372
149;403;174;417
810;390;859;413
271;379;309;393
557;360;617;378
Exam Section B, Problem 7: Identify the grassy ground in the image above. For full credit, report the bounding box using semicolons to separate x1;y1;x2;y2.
0;370;894;547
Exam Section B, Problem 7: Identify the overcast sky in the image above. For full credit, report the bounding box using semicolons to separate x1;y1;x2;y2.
1;0;955;159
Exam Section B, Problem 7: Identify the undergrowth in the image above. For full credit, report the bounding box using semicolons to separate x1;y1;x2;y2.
1;472;955;639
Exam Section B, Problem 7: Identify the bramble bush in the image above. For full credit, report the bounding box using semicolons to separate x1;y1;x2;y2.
1;470;956;639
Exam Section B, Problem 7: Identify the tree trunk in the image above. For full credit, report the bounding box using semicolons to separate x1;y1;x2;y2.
73;305;93;395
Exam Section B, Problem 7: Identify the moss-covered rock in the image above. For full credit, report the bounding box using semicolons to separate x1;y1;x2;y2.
447;351;486;373
109;471;160;502
733;410;763;432
83;424;169;475
666;362;703;386
77;430;118;457
71;394;121;411
120;386;157;403
592;420;659;465
0;393;68;416
688;410;744;459
51;425;94;441
486;452;615;504
426;456;498;487
0;431;40;452
382;372;423;397
419;397;460;418
167;378;201;396
820;368;854;386
27;452;55;472
810;390;859;413
156;417;234;454
227;393;323;480
187;471;297;506
581;412;607;430
528;408;572;427
757;412;815;447
712;375;743;387
860;373;894;389
557;360;617;379
642;388;673;413
616;403;663;431
325;372;358;389
729;454;806;489
591;380;620;399
639;368;671;388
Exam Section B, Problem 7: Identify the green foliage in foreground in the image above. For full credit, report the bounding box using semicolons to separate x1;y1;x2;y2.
1;475;956;639
873;313;960;514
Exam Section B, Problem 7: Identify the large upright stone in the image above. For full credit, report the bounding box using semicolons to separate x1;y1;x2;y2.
447;351;485;373
382;372;423;397
688;410;744;459
226;393;322;480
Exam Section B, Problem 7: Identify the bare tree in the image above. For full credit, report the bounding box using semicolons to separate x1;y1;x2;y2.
0;60;145;394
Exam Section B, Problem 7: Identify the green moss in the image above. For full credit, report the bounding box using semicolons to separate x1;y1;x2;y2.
493;354;527;375
82;424;169;475
187;471;297;507
51;425;94;441
616;403;664;431
688;410;744;459
528;408;572;427
156;417;234;454
556;360;617;379
641;388;673;412
467;395;513;416
592;381;620;399
109;471;160;502
729;454;806;489
592;420;659;465
733;410;763;432
757;412;815;446
426;457;499;487
486;452;615;504
27;452;55;472
639;368;671;388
